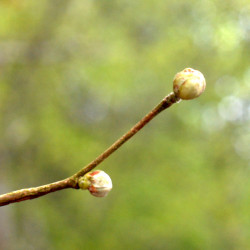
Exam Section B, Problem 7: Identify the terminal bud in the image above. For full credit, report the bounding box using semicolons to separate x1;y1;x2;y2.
173;68;206;100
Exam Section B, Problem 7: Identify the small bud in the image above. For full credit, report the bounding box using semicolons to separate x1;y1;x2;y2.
173;68;206;100
78;170;112;197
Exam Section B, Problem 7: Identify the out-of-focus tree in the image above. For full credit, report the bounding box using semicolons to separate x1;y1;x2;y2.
0;0;249;249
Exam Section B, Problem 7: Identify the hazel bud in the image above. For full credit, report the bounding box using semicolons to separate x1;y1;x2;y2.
78;170;112;197
173;68;206;100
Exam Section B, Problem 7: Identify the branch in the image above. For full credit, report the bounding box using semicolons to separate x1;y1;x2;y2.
0;68;206;206
0;92;178;206
0;178;77;206
72;92;179;179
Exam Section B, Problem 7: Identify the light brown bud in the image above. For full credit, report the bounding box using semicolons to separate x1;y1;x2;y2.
173;68;206;100
78;170;112;197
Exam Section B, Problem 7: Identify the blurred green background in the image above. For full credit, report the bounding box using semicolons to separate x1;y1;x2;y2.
0;0;249;249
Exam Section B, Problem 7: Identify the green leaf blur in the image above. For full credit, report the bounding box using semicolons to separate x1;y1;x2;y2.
0;0;249;249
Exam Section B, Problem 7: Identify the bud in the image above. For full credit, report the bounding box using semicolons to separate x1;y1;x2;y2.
78;170;112;197
173;68;206;100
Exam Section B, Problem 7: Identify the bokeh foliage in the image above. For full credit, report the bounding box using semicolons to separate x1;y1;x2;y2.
0;0;249;249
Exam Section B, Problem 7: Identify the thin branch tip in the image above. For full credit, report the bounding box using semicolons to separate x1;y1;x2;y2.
1;91;179;206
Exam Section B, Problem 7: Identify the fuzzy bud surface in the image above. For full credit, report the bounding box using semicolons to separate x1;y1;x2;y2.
173;68;206;100
78;170;112;197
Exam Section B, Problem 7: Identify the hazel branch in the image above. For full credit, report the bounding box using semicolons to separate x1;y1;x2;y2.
0;92;178;206
0;68;206;206
0;178;77;206
72;92;179;179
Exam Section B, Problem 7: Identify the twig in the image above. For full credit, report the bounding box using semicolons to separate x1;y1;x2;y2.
0;67;206;206
0;92;179;206
73;92;179;178
0;178;77;206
